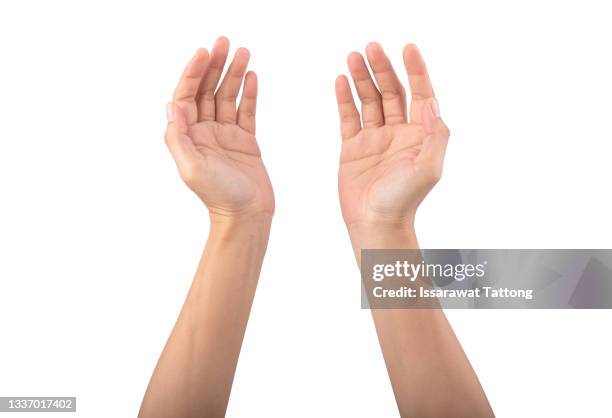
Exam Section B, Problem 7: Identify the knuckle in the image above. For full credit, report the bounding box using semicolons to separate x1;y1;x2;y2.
200;91;215;102
411;92;428;101
363;117;384;128
217;116;236;125
239;108;256;119
421;160;443;184
216;94;238;104
380;89;401;101
384;114;404;125
164;131;173;146
173;93;196;103
359;94;381;105
431;167;443;183
340;113;358;124
430;162;443;183
440;123;451;138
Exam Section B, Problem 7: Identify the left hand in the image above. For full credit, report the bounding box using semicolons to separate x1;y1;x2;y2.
165;37;275;221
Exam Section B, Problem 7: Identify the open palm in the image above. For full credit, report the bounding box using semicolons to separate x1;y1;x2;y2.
165;37;274;219
335;43;449;227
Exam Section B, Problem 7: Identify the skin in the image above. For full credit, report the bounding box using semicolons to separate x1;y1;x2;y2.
139;37;273;418
140;37;492;418
335;42;495;417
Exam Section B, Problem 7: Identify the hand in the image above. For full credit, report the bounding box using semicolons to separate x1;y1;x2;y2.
335;43;449;228
165;37;274;221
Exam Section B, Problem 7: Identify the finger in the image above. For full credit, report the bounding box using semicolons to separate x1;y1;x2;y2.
403;44;435;124
237;71;258;134
365;42;407;125
164;103;202;182
173;48;210;125
197;36;230;122
335;75;361;140
215;48;250;124
347;52;384;128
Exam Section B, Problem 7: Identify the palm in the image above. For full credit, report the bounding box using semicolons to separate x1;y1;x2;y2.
339;123;428;225
335;43;448;226
165;38;274;218
187;122;273;216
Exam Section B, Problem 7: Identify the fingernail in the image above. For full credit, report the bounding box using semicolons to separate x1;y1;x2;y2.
431;98;440;118
166;103;175;122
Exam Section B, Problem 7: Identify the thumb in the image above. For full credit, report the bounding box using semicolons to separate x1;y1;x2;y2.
418;98;450;182
164;102;201;178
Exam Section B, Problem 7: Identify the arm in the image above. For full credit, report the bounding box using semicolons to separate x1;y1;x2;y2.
139;216;270;418
349;223;492;418
335;42;493;417
140;37;274;418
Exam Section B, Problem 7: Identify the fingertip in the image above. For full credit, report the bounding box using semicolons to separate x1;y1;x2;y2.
196;47;209;59
229;48;250;77
208;37;230;69
365;41;384;55
190;48;210;71
348;52;369;76
404;43;418;52
215;36;230;49
335;75;344;94
403;43;426;74
211;36;230;61
335;75;354;102
235;47;250;61
347;51;363;67
248;71;257;87
182;48;209;79
365;42;390;72
335;74;349;91
403;44;416;62
243;71;258;96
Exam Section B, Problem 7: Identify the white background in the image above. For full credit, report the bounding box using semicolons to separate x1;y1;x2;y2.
1;1;611;417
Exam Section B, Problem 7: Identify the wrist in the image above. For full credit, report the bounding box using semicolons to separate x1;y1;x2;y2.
209;211;272;240
347;220;418;250
209;210;273;225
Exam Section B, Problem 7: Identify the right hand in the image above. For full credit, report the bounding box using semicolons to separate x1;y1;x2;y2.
335;43;450;228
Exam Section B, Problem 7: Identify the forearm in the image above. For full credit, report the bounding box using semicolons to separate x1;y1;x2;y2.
139;215;271;418
349;222;493;418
